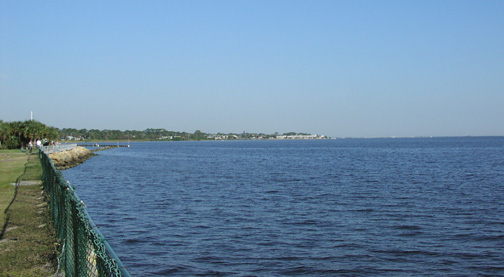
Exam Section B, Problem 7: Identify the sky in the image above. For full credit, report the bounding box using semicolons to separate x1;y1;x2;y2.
1;1;503;138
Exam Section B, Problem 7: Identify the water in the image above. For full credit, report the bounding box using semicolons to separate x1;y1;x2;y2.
63;137;504;276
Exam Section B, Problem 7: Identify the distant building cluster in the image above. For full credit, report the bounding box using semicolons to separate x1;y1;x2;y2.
275;134;327;140
206;134;240;140
58;128;329;141
65;136;82;141
206;133;328;140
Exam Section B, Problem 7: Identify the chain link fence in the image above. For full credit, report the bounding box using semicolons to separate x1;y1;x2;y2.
39;150;130;276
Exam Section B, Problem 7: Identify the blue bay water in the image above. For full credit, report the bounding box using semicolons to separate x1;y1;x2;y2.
63;137;504;276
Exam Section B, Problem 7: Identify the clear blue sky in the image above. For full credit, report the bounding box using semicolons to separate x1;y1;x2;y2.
1;1;503;137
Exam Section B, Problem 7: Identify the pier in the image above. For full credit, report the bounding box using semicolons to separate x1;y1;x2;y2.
77;143;130;147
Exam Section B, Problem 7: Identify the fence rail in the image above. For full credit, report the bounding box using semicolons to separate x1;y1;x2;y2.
39;150;130;276
42;143;78;154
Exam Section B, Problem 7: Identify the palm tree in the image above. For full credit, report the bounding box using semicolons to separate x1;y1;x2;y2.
0;119;59;149
9;121;23;138
0;120;10;148
22;120;41;143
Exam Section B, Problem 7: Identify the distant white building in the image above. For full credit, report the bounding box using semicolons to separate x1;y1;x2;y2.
66;136;82;141
276;134;327;140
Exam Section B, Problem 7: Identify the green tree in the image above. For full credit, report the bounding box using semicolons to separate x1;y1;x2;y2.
47;127;59;141
0;120;9;146
192;130;206;140
0;121;8;148
88;129;103;140
0;120;59;149
24;120;43;141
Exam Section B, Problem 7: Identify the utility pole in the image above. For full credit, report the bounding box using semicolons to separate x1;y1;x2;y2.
31;111;33;120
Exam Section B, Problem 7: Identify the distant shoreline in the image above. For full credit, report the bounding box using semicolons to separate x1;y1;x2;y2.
63;135;504;144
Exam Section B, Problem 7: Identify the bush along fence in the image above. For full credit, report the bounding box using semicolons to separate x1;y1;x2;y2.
39;150;130;276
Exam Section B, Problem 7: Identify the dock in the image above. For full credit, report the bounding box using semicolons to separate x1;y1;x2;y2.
77;144;130;147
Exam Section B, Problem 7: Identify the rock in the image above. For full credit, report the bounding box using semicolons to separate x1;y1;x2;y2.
49;147;96;170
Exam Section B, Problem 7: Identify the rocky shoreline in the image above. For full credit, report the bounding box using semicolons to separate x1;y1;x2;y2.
48;147;96;170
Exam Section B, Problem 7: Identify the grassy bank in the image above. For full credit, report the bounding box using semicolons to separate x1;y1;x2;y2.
0;150;25;227
0;150;58;275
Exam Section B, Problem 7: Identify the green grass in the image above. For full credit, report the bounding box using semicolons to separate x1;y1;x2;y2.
0;150;26;228
0;150;58;276
19;154;43;182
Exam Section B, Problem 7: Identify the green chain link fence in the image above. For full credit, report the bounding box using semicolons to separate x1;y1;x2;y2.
39;150;130;276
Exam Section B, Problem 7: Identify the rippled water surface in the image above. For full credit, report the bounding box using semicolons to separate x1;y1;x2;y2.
63;137;504;275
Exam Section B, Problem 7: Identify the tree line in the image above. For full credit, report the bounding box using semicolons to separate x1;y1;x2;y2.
0;119;322;149
58;128;203;141
58;128;319;141
58;128;282;141
0;120;59;149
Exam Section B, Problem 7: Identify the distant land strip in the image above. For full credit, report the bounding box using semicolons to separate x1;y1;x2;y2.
59;128;329;142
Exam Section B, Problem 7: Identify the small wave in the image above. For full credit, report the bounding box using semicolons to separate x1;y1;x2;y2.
191;255;217;262
333;243;363;249
257;241;278;246
279;265;316;275
397;231;423;237
467;265;504;273
393;225;422;230
452;252;488;259
372;249;440;257
278;265;401;275
474;234;504;241
150;265;194;275
285;219;319;225
145;251;168;257
351;208;375;212
124;238;148;244
275;256;302;261
194;224;211;229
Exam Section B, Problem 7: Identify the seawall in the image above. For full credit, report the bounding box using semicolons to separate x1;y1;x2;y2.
48;146;95;170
